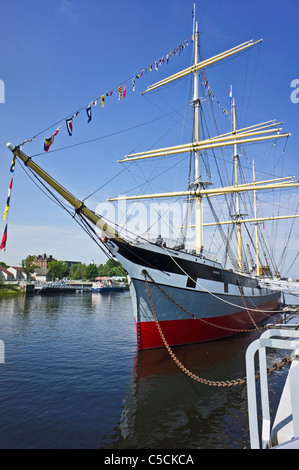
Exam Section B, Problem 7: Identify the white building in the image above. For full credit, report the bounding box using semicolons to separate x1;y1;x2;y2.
32;268;52;282
0;267;15;281
7;267;27;281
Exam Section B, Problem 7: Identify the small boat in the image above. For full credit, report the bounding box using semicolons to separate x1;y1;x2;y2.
34;281;78;295
91;277;126;293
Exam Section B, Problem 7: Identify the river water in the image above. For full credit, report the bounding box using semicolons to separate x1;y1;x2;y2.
0;291;293;449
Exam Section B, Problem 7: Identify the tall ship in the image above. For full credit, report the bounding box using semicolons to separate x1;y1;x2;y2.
4;13;299;350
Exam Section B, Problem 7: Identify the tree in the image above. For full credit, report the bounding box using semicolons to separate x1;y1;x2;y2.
85;264;98;280
97;259;126;277
47;260;69;280
69;263;86;280
105;259;125;276
21;256;39;279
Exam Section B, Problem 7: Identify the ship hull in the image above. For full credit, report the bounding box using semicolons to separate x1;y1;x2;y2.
106;239;281;350
131;279;279;349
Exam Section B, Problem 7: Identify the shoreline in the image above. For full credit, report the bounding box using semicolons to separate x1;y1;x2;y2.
0;284;24;298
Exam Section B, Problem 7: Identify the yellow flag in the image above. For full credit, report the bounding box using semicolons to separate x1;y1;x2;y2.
3;205;9;221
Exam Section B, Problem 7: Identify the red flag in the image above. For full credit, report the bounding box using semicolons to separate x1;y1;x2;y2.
0;224;7;250
66;118;73;136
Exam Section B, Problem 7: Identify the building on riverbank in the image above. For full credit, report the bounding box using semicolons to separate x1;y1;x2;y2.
32;254;54;269
7;267;27;281
0;267;15;281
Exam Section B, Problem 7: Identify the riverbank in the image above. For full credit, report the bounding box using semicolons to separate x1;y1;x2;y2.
0;283;24;298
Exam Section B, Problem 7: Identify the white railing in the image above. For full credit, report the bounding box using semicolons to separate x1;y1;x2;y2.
246;325;299;449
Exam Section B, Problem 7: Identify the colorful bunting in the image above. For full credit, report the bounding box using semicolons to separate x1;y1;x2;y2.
44;136;54;152
8;177;13;196
3;36;193;250
3;196;10;221
19;138;33;149
200;70;230;118
10;156;16;173
66;112;79;136
16;35;193;152
0;224;7;251
66;118;73;136
86;104;92;123
3;176;13;221
1;156;16;250
44;125;61;152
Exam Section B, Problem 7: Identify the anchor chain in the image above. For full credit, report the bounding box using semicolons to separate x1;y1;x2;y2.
144;271;297;333
143;271;294;387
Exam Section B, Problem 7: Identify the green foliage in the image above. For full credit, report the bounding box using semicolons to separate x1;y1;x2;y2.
21;256;39;278
47;260;69;280
98;259;125;277
68;259;126;281
69;263;86;280
85;264;98;280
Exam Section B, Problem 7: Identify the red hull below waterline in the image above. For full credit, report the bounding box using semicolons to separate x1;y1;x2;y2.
135;298;280;350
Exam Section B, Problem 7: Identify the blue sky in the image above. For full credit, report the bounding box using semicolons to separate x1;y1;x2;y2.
0;0;298;275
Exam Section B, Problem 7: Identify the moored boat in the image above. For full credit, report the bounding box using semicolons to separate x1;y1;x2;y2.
91;277;126;293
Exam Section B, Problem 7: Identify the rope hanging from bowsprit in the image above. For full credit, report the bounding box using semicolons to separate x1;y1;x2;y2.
143;270;292;387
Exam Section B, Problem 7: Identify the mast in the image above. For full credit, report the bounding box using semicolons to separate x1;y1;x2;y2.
192;21;203;254
6;26;297;273
231;93;243;270
253;160;260;276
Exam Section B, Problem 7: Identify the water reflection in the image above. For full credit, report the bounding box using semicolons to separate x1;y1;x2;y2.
100;331;263;449
100;309;292;450
0;292;290;449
